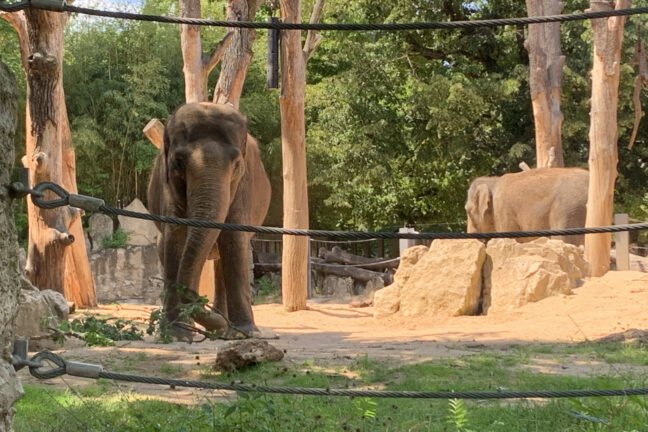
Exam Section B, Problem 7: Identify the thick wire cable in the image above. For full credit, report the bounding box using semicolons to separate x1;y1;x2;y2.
2;2;648;31
25;352;648;400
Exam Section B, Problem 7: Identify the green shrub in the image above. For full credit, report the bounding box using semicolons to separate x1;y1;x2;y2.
101;228;129;249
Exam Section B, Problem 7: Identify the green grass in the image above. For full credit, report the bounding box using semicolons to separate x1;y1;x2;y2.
14;342;648;431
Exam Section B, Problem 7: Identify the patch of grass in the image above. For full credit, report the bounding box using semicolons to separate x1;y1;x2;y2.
254;276;281;304
15;346;648;431
160;363;184;376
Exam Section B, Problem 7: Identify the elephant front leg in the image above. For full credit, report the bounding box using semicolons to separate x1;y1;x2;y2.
219;231;258;338
161;224;193;341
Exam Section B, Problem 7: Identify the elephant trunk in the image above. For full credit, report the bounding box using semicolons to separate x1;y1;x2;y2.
176;176;230;296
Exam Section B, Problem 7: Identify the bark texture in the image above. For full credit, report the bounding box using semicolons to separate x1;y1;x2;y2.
585;0;631;276
0;60;23;432
280;0;309;311
1;8;96;306
213;0;264;108
525;0;565;168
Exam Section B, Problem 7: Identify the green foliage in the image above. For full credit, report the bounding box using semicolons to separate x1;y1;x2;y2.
255;276;279;298
55;315;143;347
446;399;473;432
101;228;129;249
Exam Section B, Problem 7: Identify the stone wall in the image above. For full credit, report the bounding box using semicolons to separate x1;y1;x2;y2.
0;59;22;432
90;245;163;304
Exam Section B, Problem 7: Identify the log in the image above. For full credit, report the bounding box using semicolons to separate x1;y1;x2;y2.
318;246;399;270
311;262;392;285
143;119;164;149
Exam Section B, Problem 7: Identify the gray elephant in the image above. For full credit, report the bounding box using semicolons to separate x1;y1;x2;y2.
147;102;271;339
465;167;588;246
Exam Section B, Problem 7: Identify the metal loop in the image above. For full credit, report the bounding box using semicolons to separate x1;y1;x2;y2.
29;350;67;380
31;182;70;210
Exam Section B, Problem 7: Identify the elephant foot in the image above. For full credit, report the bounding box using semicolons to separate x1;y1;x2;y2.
223;322;261;340
194;309;229;332
169;325;194;343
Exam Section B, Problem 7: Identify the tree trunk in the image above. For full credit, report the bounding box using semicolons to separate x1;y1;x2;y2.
180;0;207;103
212;0;263;108
280;0;309;311
1;8;96;306
585;0;630;276
311;262;392;285
525;0;565;168
0;59;23;432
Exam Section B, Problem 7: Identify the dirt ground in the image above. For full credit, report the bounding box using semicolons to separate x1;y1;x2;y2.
17;270;648;403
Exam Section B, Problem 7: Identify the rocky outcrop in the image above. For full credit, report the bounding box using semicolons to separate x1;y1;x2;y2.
0;60;22;432
117;199;159;246
373;245;427;317
398;240;486;317
90;245;163;304
483;238;589;313
374;237;588;319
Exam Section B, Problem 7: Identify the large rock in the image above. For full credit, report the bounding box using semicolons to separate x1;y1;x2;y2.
483;238;589;314
14;284;69;349
213;340;284;371
88;213;113;251
373;245;428;317
117;199;159;246
399;239;486;317
90;245;163;304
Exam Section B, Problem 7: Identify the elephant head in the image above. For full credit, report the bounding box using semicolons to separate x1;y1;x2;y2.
162;103;248;296
465;176;498;233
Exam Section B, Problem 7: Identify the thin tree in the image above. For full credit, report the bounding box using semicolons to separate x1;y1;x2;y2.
1;5;96;307
585;0;631;276
525;0;565;168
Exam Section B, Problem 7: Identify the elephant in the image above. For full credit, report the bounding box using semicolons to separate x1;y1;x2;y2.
465;167;588;246
147;102;271;339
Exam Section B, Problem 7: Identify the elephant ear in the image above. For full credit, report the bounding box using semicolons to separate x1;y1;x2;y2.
475;183;492;220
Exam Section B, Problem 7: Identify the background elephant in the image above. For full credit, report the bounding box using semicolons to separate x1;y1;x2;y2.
147;102;271;339
465;168;588;246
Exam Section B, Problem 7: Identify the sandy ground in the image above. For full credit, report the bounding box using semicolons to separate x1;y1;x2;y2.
17;270;648;403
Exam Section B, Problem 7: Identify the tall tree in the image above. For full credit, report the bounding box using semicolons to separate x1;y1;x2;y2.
585;0;631;276
525;0;565;168
1;6;96;307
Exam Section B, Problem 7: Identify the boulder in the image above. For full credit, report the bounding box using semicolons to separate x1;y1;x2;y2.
398;239;486;317
14;284;68;349
373;245;428;317
90;244;163;304
88;213;113;251
483;238;589;314
117;199;159;246
213;340;284;371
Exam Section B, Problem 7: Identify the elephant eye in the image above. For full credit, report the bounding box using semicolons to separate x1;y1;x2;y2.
172;157;186;173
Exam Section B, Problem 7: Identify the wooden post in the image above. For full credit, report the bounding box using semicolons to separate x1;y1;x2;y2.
278;0;324;311
525;0;565;168
279;0;308;311
614;213;630;270
585;0;630;277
